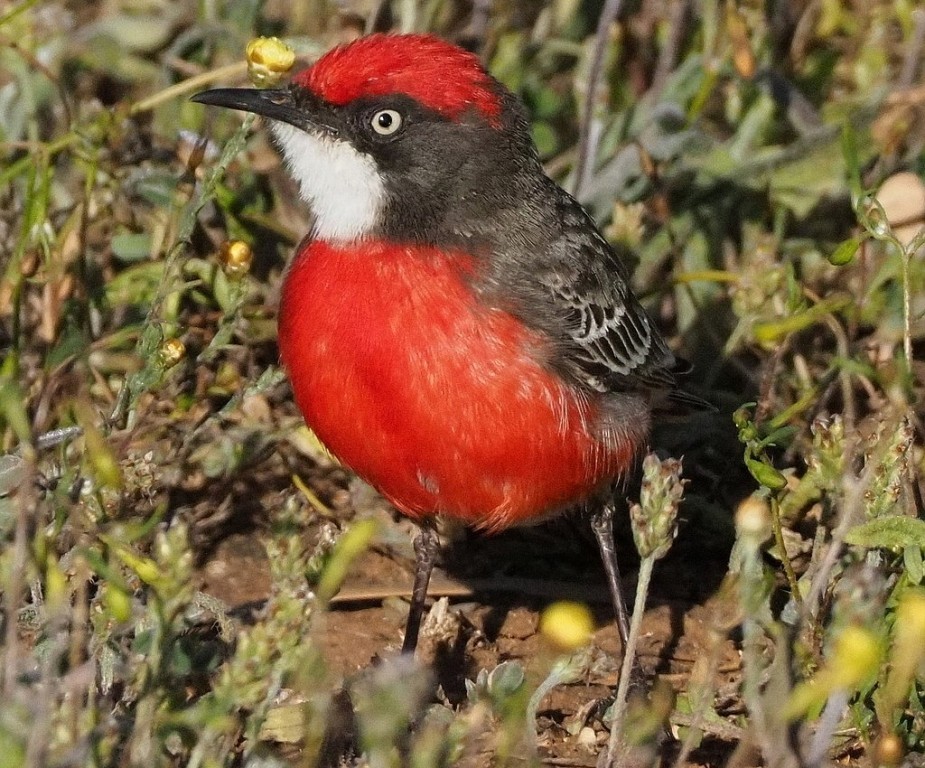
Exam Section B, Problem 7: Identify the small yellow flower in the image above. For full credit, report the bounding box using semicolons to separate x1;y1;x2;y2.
158;338;186;369
540;601;595;651
246;36;295;87
218;239;253;278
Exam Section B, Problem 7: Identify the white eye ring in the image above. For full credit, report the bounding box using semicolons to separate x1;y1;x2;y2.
371;109;402;136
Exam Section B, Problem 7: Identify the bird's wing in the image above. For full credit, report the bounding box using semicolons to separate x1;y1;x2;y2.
537;191;682;397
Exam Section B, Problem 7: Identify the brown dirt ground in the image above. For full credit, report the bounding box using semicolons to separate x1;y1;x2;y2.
197;492;742;767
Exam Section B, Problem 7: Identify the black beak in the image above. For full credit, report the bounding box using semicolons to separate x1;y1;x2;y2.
191;87;305;128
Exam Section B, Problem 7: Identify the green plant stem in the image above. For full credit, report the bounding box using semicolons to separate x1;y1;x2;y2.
901;248;912;383
0;0;40;28
526;652;585;743
109;113;254;428
740;615;770;751
1;464;32;695
605;554;654;766
770;496;802;609
128;61;248;116
573;0;622;197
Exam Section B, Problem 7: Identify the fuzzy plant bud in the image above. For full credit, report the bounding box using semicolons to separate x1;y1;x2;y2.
157;337;186;369
540;601;595;651
246;36;295;87
732;406;759;442
607;202;645;246
630;454;684;560
218;239;253;279
863;417;912;519
807;414;845;485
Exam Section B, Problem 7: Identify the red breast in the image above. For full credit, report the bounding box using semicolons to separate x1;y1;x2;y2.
278;239;640;532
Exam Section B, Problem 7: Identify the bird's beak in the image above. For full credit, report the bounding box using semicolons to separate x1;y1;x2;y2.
191;87;305;128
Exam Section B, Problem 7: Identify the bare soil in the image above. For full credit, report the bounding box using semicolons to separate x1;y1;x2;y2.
197;486;742;767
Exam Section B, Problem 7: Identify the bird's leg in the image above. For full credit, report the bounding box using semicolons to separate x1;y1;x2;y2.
590;502;630;647
401;525;440;655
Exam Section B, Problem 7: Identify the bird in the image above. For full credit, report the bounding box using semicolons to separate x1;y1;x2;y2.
193;33;707;656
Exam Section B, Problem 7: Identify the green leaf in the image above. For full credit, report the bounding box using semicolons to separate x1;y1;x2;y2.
903;546;924;585
0;454;27;495
132;171;181;208
745;457;787;490
259;702;307;744
840;123;862;201
0;497;14;537
104;261;165;306
766;141;847;218
0;376;31;445
111;232;153;263
845;518;925;550
530;121;558;157
752;295;852;344
828;236;864;266
488;660;525;699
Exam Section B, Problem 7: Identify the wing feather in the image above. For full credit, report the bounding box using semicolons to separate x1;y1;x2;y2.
536;191;679;396
466;179;710;410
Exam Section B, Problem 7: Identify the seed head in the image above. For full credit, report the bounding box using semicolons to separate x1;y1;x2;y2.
630;454;685;560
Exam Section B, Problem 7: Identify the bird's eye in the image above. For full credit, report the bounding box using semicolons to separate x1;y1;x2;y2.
370;109;402;136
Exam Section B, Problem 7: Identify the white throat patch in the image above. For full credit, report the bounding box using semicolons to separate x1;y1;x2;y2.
270;122;385;242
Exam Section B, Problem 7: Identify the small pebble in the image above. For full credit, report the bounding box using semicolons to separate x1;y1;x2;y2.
577;726;597;751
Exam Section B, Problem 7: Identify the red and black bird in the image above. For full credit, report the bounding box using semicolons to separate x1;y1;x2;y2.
193;34;707;654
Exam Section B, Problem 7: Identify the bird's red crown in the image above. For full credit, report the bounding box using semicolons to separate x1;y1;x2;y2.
293;34;503;127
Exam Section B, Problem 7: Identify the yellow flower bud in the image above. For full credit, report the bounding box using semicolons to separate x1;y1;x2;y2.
44;554;68;612
218;239;253;279
893;589;925;663
828;625;881;689
881;588;925;713
726;4;756;79
158;338;186;369
246;37;295;87
786;625;882;719
735;495;772;541
113;545;163;588
872;732;904;768
102;583;133;623
316;518;379;602
539;601;595;651
75;400;123;490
